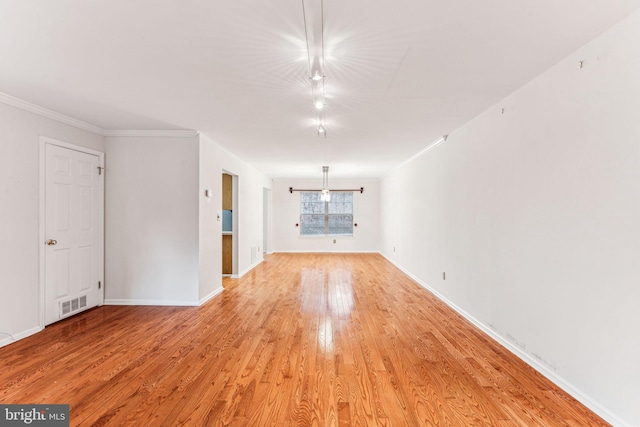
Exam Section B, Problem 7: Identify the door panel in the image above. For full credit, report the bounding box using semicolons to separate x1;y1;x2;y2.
54;249;71;298
78;246;93;292
45;144;102;325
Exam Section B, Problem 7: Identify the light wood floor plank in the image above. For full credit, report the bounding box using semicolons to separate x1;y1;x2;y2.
0;253;610;426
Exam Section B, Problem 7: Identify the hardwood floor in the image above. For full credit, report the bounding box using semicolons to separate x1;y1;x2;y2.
0;253;609;426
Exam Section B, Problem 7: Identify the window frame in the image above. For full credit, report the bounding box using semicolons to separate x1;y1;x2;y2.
299;191;354;237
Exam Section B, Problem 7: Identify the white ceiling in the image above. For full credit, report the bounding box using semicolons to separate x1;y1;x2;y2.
1;1;639;178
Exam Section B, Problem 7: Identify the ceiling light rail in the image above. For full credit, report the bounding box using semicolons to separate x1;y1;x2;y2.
302;0;327;136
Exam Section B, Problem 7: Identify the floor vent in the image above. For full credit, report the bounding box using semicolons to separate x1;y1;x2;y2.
60;295;88;318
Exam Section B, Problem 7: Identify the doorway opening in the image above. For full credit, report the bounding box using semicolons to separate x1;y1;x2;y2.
222;172;238;277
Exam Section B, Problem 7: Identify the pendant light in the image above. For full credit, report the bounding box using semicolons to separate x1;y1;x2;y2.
321;166;330;202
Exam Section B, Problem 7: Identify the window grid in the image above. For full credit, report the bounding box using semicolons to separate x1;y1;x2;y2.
300;192;353;236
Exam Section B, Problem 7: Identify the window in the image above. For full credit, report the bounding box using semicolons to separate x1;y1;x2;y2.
300;191;353;236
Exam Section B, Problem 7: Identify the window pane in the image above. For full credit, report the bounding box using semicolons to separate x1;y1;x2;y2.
300;191;353;236
301;201;324;214
328;214;353;235
328;192;352;214
328;202;351;214
300;214;325;235
301;192;321;203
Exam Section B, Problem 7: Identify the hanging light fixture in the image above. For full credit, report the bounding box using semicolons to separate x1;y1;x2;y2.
321;166;330;202
310;70;324;82
302;0;327;137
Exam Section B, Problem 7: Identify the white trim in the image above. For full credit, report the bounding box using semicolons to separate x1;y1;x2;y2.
0;92;105;135
39;138;46;329
0;326;43;349
198;287;224;306
39;137;105;330
0;91;198;138
104;130;199;138
383;136;446;177
40;136;105;157
104;299;200;307
272;250;379;254
379;252;630;427
237;258;264;278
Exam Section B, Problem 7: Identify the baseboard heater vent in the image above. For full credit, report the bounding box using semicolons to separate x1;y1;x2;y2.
60;295;87;318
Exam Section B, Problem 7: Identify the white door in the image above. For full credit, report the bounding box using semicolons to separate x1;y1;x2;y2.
44;143;103;325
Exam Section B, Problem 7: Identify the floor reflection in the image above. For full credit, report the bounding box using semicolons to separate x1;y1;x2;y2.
299;266;355;355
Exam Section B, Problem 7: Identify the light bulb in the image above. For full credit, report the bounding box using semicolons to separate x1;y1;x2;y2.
311;70;324;81
315;101;324;110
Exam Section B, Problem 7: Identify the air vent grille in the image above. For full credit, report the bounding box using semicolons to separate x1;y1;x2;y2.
61;301;71;316
60;296;89;318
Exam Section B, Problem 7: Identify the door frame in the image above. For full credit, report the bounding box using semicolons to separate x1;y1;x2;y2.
39;136;105;329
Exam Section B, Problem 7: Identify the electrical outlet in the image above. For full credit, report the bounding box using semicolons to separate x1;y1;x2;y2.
333;239;336;244
442;272;446;280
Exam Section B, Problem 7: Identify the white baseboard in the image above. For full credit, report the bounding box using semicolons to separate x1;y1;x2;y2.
379;252;630;427
0;326;43;349
198;286;224;306
237;258;264;278
104;299;199;307
272;250;380;254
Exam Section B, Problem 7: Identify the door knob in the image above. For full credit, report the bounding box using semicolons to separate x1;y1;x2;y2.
46;239;57;246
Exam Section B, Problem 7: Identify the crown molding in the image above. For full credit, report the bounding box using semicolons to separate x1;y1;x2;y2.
0;91;106;135
0;91;198;138
104;129;199;138
383;136;446;177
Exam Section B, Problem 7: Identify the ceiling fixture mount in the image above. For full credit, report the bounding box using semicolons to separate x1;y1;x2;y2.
321;166;331;202
302;0;327;137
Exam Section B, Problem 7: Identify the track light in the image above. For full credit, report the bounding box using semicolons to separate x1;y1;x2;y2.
303;0;327;136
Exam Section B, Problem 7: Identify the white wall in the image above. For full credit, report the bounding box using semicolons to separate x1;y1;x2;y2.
273;178;379;253
380;10;640;427
105;135;200;305
198;133;272;297
198;136;221;301
0;101;104;347
104;133;270;306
